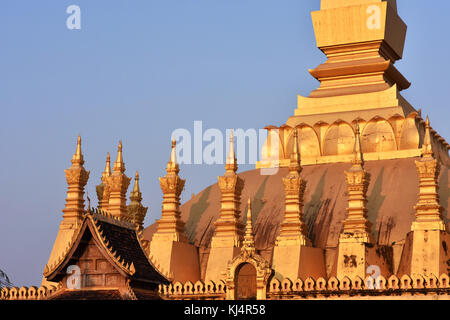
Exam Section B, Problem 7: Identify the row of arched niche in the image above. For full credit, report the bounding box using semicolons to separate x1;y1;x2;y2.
264;113;448;160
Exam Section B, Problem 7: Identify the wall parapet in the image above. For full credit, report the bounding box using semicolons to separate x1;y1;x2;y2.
0;285;58;300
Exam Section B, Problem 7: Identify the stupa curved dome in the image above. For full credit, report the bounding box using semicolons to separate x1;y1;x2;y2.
143;158;450;274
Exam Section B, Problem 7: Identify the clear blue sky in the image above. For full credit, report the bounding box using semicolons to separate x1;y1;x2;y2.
1;0;449;286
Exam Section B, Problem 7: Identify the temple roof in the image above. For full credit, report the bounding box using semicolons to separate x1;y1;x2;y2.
45;211;168;286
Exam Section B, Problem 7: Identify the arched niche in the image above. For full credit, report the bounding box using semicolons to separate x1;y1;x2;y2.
399;117;420;150
261;128;284;162
323;122;355;156
361;119;397;153
285;127;321;159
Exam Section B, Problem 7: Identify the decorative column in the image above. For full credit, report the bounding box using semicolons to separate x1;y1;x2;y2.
205;131;245;282
406;117;449;277
127;171;148;230
96;152;111;211
242;198;256;255
153;140;188;243
336;123;391;280
272;129;326;280
149;140;200;283
276;130;308;246
340;123;372;243
62;135;90;228
43;135;90;287
107;141;131;220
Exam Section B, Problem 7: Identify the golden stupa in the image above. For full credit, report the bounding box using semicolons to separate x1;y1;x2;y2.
2;0;449;300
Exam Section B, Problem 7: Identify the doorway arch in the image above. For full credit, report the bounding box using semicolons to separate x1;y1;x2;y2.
235;263;257;300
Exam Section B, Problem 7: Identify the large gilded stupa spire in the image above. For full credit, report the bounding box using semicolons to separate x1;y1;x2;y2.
107;141;131;220
256;0;450;170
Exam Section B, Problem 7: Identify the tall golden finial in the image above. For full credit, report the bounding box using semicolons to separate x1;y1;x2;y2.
225;130;238;173
113;141;125;173
128;171;148;230
72;135;84;165
422;116;433;157
353;122;363;166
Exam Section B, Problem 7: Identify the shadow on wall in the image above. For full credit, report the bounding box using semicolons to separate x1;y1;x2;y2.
244;176;269;225
185;186;212;243
304;170;327;243
367;167;386;241
438;166;449;226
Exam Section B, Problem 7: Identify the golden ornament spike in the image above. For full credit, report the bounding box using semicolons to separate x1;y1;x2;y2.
422;116;433;157
104;152;111;178
128;172;148;230
226;130;236;164
353;121;364;166
170;139;177;165
242;197;255;253
72;135;84;165
288;129;301;173
107;140;131;219
113;141;125;173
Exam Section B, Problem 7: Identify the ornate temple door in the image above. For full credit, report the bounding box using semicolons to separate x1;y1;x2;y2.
236;263;257;300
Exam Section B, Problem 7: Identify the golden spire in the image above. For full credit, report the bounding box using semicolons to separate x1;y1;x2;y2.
71;135;84;165
167;139;180;174
422;116;433;157
352;122;363;166
107;141;131;219
63;135;90;225
210;130;245;250
276;128;308;247
128;171;148;230
412;116;445;232
103;152;111;180
154;140;188;242
288;129;301;173
225;130;238;173
242;198;256;253
97;152;112;211
341;123;372;242
113;141;125;173
132;171;141;197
